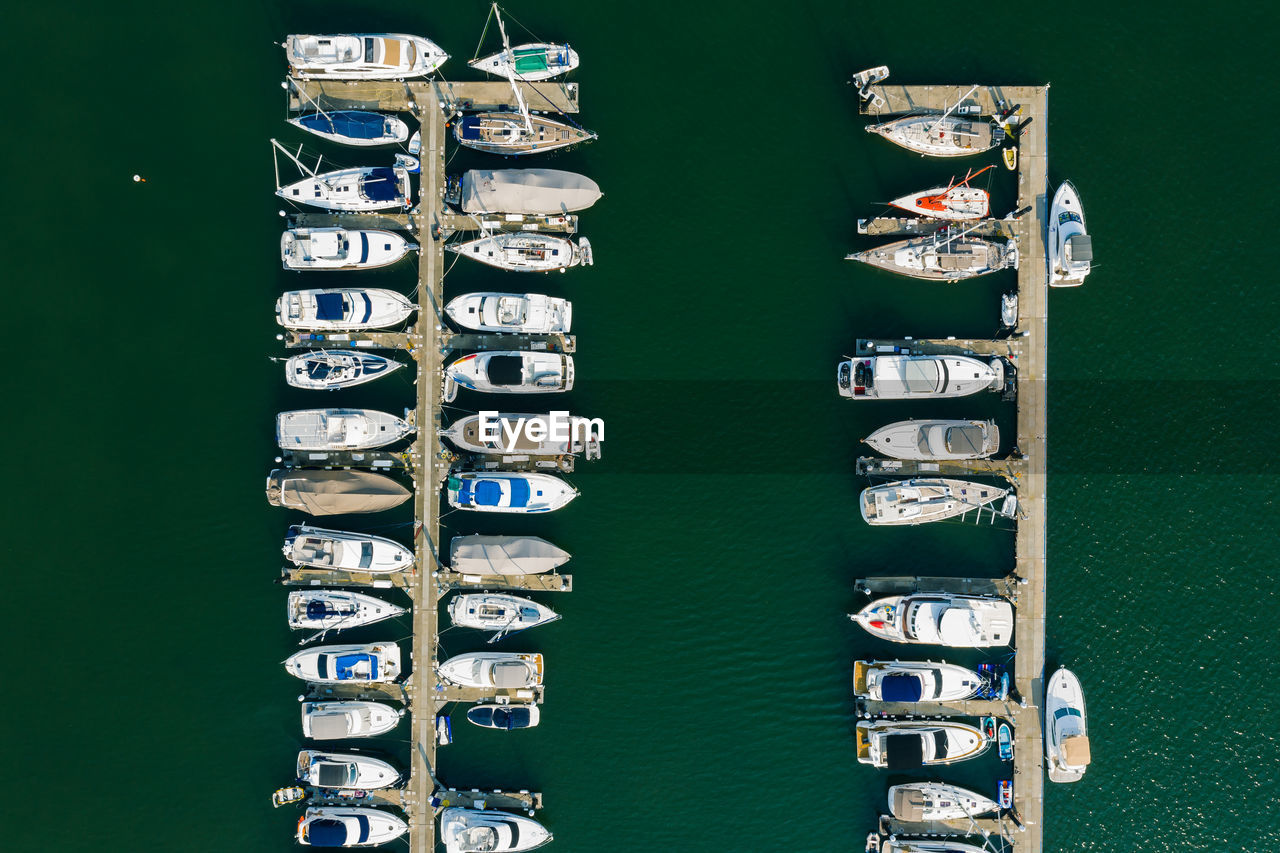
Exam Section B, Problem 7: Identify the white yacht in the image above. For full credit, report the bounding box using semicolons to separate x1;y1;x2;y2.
1046;666;1091;782
448;169;601;214
447;593;560;636
276;408;414;451
440;808;552;853
851;594;1013;648
837;354;1004;400
857;719;989;767
284;525;415;574
277;165;411;212
860;479;1012;525
285;643;401;684
450;535;571;575
285;351;404;391
867;114;1002;157
296;807;408;847
469;43;579;81
297;750;400;790
853;660;985;702
302;701;402;740
287;590;406;632
863;419;999;460
1049;180;1092;286
887;782;998;822
445;352;573;398
437;652;544;690
847;230;1017;281
281;227;416;271
276;288;415;331
284;34;448;79
447;233;592;272
443;413;599;456
445;293;571;334
288;111;411;147
466;704;541;730
446;471;578;514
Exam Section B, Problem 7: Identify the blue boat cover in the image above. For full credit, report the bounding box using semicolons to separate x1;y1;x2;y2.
306;600;334;620
881;674;924;702
307;819;348;847
508;478;531;507
314;293;346;321
299;111;388;140
458;115;483;141
474;480;503;506
361;168;401;202
455;479;473;504
354;815;371;844
334;653;376;680
358;233;370;264
359;292;372;323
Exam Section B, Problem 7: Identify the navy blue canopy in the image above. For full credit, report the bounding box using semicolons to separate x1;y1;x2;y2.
474;480;503;506
299;111;389;141
306;819;348;847
358;233;370;264
314;293;346;321
458;116;483;141
359;292;372;324
334;653;376;680
508;478;531;507
361;168;401;202
354;815;370;844
880;674;924;702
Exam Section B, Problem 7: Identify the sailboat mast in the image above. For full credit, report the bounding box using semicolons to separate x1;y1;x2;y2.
492;3;534;134
928;84;979;133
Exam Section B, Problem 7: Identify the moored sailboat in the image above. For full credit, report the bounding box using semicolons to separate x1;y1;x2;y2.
888;165;994;220
859;478;1013;526
284;350;404;390
847;224;1017;281
448;233;592;272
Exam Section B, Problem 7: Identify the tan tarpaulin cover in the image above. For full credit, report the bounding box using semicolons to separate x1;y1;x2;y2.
1063;735;1091;766
459;169;602;214
891;787;926;821
449;535;570;574
266;469;410;516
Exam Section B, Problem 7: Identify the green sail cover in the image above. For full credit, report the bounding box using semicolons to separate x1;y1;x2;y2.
513;48;549;73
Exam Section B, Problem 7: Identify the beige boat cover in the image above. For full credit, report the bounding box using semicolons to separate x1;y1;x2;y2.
1063;735;1091;766
891;787;927;821
449;535;570;574
266;469;410;515
459;169;602;214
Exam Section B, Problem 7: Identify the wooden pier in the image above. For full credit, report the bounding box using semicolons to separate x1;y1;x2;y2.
288;79;580;115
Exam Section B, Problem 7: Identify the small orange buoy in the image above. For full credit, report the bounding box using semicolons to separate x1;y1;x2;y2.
132;174;147;183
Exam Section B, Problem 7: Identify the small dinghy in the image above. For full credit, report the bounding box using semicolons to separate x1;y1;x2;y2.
281;227;416;271
887;782;998;821
285;643;402;684
847;227;1017;281
266;469;411;516
1003;147;1018;170
287;590;406;632
838;355;1004;400
888;165;994;220
289;111;411;146
446;471;578;514
448;233;592;272
447;169;602;215
864;419;999;461
437;652;544;690
1046;666;1091;782
297;806;408;848
450;535;570;575
852;659;985;702
444;352;573;399
273;786;306;807
856;719;989;767
445;293;571;334
999;722;1014;761
851;66;890;105
1001;291;1019;328
851;593;1013;648
276;288;415;331
440;807;552;853
284;525;415;573
860;478;1013;526
1049;180;1092;287
285;350;404;391
470;44;579;81
465;704;541;731
443;412;599;457
998;779;1014;809
276;408;414;451
302;701;403;740
448;593;560;638
277;164;412;212
297;750;400;790
284;33;448;79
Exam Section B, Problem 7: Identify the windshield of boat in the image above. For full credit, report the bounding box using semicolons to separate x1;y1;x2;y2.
317;762;356;787
364;38;376;63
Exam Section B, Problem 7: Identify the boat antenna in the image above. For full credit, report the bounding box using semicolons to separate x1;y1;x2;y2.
928;84;979;133
932;220;987;253
493;3;534;134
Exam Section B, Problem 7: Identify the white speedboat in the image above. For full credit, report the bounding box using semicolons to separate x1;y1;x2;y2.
445;293;571;334
443;413;599;456
860;479;1012;526
851;594;1014;648
276;408;414;451
853;660;985;702
448;169;601;214
888;166;993;220
302;701;402;740
285;643;401;684
287;590;406;632
284;34;448;79
470;43;579;81
448;593;560;636
847;229;1017;281
266;469;412;516
446;471;578;514
856;719;988;767
448;233;592;272
288;111;411;146
837;355;1004;400
296;807;408;848
875;839;991;853
450;535;570;575
437;652;544;689
1046;666;1091;782
445;352;573;397
440;808;552;853
276;288;415;331
277;165;411;212
285;351;404;391
297;750;400;790
466;704;541;730
281;228;416;271
887;782;998;822
284;525;415;573
1049;180;1092;287
864;419;999;461
867;114;1002;157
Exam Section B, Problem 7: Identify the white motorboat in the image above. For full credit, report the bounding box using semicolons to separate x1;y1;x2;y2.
875;839;991;853
449;535;570;575
447;169;601;214
860;479;1013;526
437;652;544;690
1001;292;1019;328
276;288;415;331
887;782;998;822
867;114;1002;157
302;701;402;740
851;594;1014;648
276;408;414;451
285;643;401;684
284;525;415;574
1046;666;1091;782
445;352;573;398
297;750;400;790
851;66;890;105
440;807;552;853
284;34;448;79
863;419;999;461
853;660;985;702
277;164;411;212
281;228;416;271
443;413;599;456
448;593;560;637
847;227;1017;281
446;471;578;514
448;233;592;272
288;111;411;147
285;351;404;391
296;807;408;848
837;354;1004;400
1049;180;1092;287
856;719;988;767
469;41;579;81
466;704;541;730
888;166;993;220
445;293;571;334
287;590;406;632
266;469;412;516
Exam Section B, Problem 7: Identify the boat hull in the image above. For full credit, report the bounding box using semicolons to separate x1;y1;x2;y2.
853;659;983;702
298;750;401;790
285;351;404;391
860;478;1010;525
887;782;998;821
284;643;402;684
454;112;595;155
276;288;415;331
444;292;571;333
447;593;559;633
1045;666;1090;782
868;115;999;157
288;113;411;147
287;590;406;631
888;186;989;220
277;166;411;212
447;234;589;272
436;652;544;689
284;525;415;573
838;355;1004;400
282;228;416;271
302;701;402;740
857;719;989;767
297;806;408;847
286;34;448;79
468;43;580;81
446;472;578;514
864;419;999;461
1049;180;1091;287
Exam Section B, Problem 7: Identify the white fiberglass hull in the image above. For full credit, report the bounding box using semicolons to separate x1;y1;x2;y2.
302;701;402;740
297;806;408;847
446;471;579;514
868;114;998;157
298;750;401;790
281;228;416;271
851;594;1014;648
276;408;414;451
445;352;574;396
1046;666;1090;782
284;525;415;573
449;535;571;575
436;652;544;689
277;288;415;331
838;355;1004;400
447;593;559;633
443;413;598;456
440;808;552;852
879;840;991;853
284;643;402;684
853;659;984;702
860;479;1010;525
847;234;1017;281
857;719;988;767
448;234;592;272
864;419;999;461
454;112;596;156
888;185;990;220
277;166;411;212
444;293;572;333
287;113;411;147
468;43;580;81
285;34;448;79
285;351;404;390
287;590;406;631
887;782;998;821
1049;180;1091;287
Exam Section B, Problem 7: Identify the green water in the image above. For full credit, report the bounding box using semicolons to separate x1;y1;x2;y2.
9;1;1278;850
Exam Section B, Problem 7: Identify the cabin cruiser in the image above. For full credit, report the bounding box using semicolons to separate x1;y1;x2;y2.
888;166;993;220
288;111;410;146
445;293;571;334
447;233;592;272
450;535;570;575
455;112;596;156
1046;666;1091;782
281;227;416;271
470;43;579;81
277;165;411;212
284;525;415;573
1049;180;1092;286
837;354;1004;400
447;471;578;514
445;352;573;398
302;701;402;740
297;750;400;790
853;660;985;702
437;652;544;690
466;704;541;730
446;169;601;214
860;478;1012;526
443;413;599;456
856;719;988;767
440;808;552;852
867;113;1003;157
284;34;447;79
847;230;1017;281
448;593;560;636
851;594;1013;648
863;419;999;460
276;408;414;451
887;782;998;822
296;807;407;847
266;469;411;516
287;590;406;632
276;288;415;331
285;351;404;390
285;643;401;684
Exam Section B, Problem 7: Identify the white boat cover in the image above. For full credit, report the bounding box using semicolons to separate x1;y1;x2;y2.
267;470;411;515
1063;734;1091;765
458;169;602;214
449;535;570;574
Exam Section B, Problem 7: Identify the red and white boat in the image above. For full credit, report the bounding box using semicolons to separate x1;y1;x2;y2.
888;165;993;221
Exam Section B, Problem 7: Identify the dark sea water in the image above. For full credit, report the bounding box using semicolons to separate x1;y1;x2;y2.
8;1;1278;850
